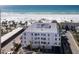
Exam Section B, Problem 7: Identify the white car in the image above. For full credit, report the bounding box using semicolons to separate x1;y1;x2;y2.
7;52;13;54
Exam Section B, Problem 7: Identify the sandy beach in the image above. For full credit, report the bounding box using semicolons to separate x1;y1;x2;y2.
1;12;79;23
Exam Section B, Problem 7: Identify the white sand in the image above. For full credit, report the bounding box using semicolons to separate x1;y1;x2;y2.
1;12;79;23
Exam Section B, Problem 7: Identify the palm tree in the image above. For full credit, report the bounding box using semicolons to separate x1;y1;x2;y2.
70;20;73;23
19;21;23;27
51;20;57;23
41;18;46;21
25;21;27;26
29;41;32;50
38;20;43;23
1;29;3;36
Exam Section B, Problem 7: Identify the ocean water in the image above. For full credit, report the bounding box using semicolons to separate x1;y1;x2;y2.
0;5;79;13
1;5;79;22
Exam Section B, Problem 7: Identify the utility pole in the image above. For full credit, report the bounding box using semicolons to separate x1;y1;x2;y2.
0;9;1;54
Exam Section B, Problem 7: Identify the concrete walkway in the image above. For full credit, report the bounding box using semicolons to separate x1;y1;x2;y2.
65;31;79;54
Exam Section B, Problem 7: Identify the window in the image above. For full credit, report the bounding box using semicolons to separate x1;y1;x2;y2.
35;42;36;44
31;33;33;36
42;46;45;49
21;40;22;43
48;42;49;44
59;43;60;45
49;26;51;28
44;42;46;44
24;37;26;39
59;38;60;40
41;37;43;40
43;38;46;40
55;38;57;40
24;41;26;43
35;37;37;40
54;42;57;45
35;41;37;44
55;34;57;37
48;38;50;40
24;33;26;35
41;37;46;40
48;34;50;36
38;42;40;44
41;42;46;44
20;36;22;39
35;33;37;36
44;34;46;36
38;37;40;39
35;37;40;40
41;24;45;27
38;33;40;35
41;33;46;36
41;41;43;44
41;33;42;36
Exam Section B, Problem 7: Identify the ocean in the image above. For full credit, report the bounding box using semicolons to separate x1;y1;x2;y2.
0;5;79;13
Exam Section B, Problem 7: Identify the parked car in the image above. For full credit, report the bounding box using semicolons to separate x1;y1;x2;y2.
7;52;12;54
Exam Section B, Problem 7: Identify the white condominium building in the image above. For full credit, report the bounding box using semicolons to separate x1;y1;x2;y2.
20;22;61;49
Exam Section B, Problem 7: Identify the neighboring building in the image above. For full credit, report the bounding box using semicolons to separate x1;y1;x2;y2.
20;22;61;50
61;23;79;30
75;26;79;32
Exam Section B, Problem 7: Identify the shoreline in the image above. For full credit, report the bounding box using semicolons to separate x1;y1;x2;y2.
1;12;79;15
1;12;79;23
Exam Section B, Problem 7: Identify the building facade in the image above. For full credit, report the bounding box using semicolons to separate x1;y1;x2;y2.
20;22;61;49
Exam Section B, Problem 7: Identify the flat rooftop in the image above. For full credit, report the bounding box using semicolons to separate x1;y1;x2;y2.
25;23;58;33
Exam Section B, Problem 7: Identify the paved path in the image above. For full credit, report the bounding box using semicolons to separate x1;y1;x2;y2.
65;31;79;54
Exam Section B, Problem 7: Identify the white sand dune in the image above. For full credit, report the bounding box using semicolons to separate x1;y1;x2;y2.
1;12;79;23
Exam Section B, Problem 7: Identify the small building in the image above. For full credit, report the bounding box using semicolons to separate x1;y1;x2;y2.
20;22;61;50
61;22;79;30
75;26;79;32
